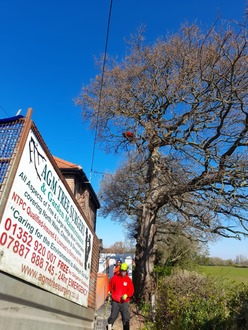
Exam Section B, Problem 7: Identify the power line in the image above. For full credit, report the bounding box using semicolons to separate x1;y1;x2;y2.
89;0;113;182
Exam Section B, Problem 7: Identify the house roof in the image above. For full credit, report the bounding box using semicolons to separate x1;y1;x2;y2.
53;155;100;209
53;156;81;170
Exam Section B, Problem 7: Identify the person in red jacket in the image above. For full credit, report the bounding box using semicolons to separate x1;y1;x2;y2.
107;262;134;330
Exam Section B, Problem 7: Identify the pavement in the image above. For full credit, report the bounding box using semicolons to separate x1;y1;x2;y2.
94;298;125;330
94;298;111;330
94;298;144;330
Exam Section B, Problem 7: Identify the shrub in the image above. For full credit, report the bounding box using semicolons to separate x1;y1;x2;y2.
225;283;248;329
153;270;228;329
141;269;248;329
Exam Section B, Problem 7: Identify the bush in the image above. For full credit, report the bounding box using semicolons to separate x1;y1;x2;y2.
144;270;248;330
225;283;248;329
149;271;238;330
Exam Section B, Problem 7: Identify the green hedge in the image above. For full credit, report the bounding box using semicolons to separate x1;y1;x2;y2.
147;270;248;330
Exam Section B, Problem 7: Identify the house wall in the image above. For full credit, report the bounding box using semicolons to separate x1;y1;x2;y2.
60;173;97;231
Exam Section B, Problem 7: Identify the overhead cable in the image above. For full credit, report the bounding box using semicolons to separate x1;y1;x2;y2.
90;0;113;182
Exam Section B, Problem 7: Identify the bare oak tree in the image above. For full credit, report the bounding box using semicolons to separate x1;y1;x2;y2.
76;20;248;303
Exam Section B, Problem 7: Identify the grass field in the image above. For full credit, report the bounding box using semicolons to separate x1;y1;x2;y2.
199;265;248;284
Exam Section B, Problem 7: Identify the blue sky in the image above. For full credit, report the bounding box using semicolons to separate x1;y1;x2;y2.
0;0;247;260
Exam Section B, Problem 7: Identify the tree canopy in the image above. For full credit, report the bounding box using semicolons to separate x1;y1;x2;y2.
76;19;248;302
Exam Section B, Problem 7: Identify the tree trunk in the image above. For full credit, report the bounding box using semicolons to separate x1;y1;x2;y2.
133;202;157;303
133;145;161;303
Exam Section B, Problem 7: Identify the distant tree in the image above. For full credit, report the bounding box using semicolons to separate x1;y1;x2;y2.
208;257;227;266
235;254;248;266
77;20;248;303
157;232;209;269
102;240;135;254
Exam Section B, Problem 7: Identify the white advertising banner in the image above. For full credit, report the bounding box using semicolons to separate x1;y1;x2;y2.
0;130;93;306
